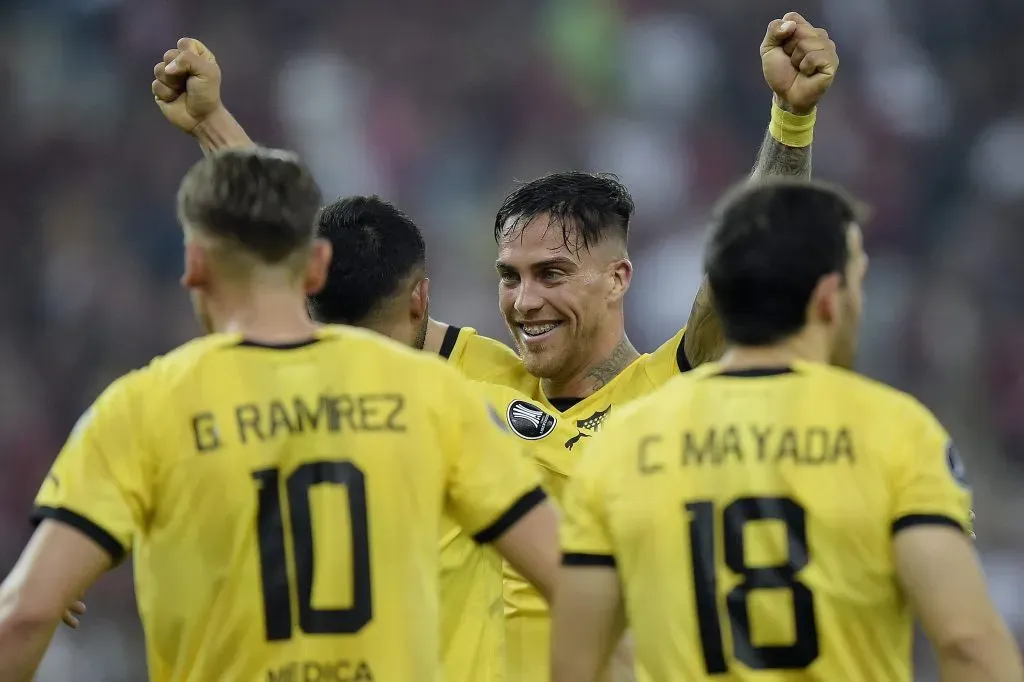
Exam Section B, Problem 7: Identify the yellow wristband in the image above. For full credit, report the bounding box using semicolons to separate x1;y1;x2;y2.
768;100;816;148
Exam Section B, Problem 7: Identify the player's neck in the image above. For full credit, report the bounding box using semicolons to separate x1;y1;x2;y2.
718;334;828;371
543;334;639;399
207;289;319;344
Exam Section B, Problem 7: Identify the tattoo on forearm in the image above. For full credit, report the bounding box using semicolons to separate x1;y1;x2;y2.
586;338;640;392
683;278;727;368
751;131;812;180
751;99;812;180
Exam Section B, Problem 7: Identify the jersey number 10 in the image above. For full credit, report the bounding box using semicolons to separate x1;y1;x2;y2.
252;461;373;641
686;497;820;673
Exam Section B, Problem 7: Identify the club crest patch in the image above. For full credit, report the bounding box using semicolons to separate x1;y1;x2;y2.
506;400;557;440
946;440;970;489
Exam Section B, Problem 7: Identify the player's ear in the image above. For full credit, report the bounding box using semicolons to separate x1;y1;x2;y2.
608;258;633;302
410;277;429;323
809;272;843;325
303;238;333;296
181;241;208;289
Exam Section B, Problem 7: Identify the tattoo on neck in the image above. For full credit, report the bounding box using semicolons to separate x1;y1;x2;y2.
751;130;812;181
585;338;640;391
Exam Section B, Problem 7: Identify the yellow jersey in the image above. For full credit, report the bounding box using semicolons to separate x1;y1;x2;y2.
442;324;689;682
561;361;974;682
33;327;546;682
439;380;568;682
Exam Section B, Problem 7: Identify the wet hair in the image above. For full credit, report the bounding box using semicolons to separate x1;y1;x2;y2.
705;179;865;346
177;148;321;263
493;171;634;251
309;195;426;324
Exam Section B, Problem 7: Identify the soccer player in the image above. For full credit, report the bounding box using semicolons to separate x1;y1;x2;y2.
152;14;840;680
553;180;1024;682
0;149;562;682
307;195;582;682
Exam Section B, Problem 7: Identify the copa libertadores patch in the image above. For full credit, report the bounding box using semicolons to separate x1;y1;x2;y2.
506;400;557;440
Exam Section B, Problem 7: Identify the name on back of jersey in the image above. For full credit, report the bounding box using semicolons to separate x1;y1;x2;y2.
190;393;406;453
638;423;856;472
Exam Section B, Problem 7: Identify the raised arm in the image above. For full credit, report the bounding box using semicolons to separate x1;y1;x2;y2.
682;12;838;367
751;12;837;180
152;38;255;155
750;97;813;180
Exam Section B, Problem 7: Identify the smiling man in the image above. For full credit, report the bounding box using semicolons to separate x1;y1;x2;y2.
152;12;839;681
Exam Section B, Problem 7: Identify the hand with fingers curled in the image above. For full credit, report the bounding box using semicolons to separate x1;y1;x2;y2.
152;38;224;135
63;599;86;630
760;12;839;114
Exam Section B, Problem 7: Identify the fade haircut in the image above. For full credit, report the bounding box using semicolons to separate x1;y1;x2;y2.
309;196;426;324
705;179;865;346
494;171;635;252
177;148;322;264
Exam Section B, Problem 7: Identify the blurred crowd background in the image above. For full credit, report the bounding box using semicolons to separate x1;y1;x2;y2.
1;0;1022;678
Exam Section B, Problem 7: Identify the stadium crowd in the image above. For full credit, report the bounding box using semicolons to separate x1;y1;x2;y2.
0;0;1022;678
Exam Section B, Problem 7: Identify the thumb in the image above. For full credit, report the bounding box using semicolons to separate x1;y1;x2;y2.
761;18;797;52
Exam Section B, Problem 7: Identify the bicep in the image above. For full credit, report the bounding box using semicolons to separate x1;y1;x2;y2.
0;521;112;623
893;525;1003;650
682;277;725;368
490;498;560;601
551;565;625;682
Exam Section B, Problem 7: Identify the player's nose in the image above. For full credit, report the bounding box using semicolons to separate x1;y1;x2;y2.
513;280;544;315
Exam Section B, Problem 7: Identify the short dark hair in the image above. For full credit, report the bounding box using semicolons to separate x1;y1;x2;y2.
177;148;322;263
309;196;426;324
705;180;865;346
494;171;635;251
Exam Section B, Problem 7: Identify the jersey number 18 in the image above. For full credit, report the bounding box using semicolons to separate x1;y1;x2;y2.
252;461;372;641
686;496;820;673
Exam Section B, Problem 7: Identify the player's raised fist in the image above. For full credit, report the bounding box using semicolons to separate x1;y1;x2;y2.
760;12;838;114
152;38;223;134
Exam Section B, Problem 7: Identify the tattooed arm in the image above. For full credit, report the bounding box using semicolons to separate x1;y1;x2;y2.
681;98;812;368
682;277;727;369
750;98;813;181
681;12;838;367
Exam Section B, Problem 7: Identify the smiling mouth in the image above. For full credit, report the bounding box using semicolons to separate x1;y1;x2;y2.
518;322;563;340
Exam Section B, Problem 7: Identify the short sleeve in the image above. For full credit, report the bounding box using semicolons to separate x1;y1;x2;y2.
442;326;531;389
440;371;547;544
890;402;973;537
560;425;618;567
32;372;152;562
642;325;689;386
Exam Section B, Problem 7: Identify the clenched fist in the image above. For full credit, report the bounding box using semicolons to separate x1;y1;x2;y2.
152;38;223;134
760;12;838;114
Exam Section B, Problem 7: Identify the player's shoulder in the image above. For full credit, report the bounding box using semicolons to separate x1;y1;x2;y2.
611;361;715;424
797;361;937;422
442;325;532;388
142;332;242;379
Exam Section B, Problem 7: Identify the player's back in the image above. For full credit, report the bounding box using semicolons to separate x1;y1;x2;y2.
569;360;972;682
86;327;531;682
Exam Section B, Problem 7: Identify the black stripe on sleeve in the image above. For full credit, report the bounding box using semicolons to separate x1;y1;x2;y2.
563;553;617;568
676;331;692;372
472;486;547;544
891;513;965;536
31;505;127;563
439;325;463;360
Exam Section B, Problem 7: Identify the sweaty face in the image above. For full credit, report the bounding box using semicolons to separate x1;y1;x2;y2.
830;225;868;369
496;214;626;382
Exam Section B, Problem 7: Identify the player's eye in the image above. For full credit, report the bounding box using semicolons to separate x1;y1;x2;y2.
540;269;565;282
498;270;519;285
